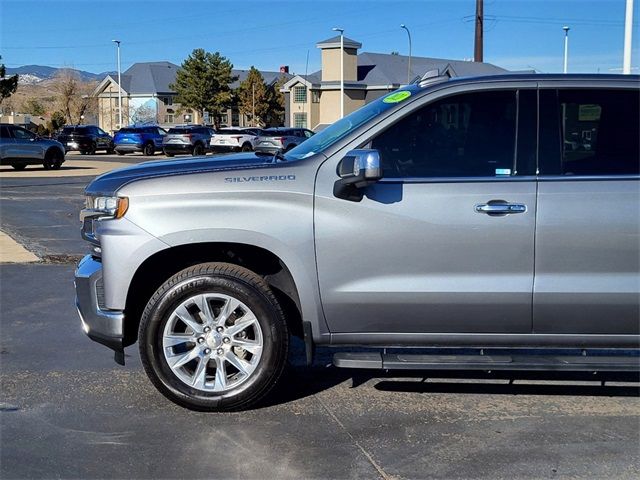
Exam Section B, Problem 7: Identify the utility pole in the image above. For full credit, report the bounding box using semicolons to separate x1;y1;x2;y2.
252;83;255;126
112;40;122;128
474;0;483;62
563;26;570;73
623;0;634;74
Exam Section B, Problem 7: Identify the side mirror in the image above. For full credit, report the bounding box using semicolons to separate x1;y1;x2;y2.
334;149;383;201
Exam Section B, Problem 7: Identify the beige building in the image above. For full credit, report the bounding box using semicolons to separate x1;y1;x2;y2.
281;35;509;131
93;62;292;133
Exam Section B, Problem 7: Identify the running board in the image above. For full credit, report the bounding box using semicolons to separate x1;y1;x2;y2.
333;352;640;372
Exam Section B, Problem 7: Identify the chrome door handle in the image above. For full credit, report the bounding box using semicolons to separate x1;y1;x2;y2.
475;202;527;216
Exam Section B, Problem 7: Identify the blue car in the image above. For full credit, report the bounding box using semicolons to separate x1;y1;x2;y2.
114;126;167;156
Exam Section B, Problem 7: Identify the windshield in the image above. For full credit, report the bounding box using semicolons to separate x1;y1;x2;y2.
285;85;420;160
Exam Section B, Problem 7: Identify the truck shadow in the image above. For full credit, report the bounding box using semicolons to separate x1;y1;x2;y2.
264;366;639;408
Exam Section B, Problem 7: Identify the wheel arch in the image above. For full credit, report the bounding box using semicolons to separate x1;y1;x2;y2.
123;242;303;347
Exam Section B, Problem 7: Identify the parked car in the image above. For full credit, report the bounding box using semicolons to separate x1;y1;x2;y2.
0;123;66;170
114;126;167;156
209;127;263;153
162;125;215;157
76;74;639;412
254;127;314;154
57;125;114;155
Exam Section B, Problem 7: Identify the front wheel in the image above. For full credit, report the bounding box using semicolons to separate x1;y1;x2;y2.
143;142;155;156
139;263;289;411
11;163;27;171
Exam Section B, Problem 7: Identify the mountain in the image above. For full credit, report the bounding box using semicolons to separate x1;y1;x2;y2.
5;65;116;84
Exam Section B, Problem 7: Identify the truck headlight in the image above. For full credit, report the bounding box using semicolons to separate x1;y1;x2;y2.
81;196;129;220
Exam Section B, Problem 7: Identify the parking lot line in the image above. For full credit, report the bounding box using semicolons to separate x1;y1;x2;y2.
0;230;39;263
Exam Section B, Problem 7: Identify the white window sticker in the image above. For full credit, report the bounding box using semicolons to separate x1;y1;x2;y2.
495;168;511;175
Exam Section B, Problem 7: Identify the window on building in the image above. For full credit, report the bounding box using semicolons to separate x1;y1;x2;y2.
557;89;639;176
312;90;321;103
162;97;173;106
294;86;307;103
294;112;307;128
164;114;174;123
370;90;518;178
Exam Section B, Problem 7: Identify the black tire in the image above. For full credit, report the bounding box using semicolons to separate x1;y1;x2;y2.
11;163;27;171
116;150;125;156
192;143;204;156
106;147;115;155
241;142;253;152
139;262;289;411
143;142;155;156
87;142;97;155
80;150;88;155
284;143;295;152
44;148;64;170
164;150;174;157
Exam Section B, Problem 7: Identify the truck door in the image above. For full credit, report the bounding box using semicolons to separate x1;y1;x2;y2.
314;88;538;335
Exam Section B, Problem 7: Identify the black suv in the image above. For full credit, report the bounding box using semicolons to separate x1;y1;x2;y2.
57;125;114;155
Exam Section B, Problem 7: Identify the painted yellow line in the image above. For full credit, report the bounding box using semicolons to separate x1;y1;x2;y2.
0;230;39;263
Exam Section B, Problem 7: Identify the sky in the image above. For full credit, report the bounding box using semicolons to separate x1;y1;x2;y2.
1;0;638;75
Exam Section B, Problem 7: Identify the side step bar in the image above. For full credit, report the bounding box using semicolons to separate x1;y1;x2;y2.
333;352;640;372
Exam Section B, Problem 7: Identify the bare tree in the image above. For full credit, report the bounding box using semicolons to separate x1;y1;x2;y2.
52;69;97;124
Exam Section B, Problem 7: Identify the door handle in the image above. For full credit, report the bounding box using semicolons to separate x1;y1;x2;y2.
475;201;527;216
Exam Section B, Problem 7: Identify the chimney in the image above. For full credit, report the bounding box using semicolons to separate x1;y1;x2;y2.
280;65;289;74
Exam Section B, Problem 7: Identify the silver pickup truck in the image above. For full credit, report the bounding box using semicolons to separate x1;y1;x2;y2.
75;73;640;411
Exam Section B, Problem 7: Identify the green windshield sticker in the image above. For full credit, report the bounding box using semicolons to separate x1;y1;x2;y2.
383;91;411;103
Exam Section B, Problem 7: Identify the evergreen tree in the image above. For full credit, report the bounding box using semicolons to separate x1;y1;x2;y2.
264;75;287;126
0;57;18;105
170;49;236;126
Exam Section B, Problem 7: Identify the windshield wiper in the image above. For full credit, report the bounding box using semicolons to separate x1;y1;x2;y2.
272;152;287;163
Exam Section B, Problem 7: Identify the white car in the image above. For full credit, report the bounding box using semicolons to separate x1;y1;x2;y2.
210;128;263;153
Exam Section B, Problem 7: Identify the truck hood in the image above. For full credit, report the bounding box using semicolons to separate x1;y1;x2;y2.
86;153;280;195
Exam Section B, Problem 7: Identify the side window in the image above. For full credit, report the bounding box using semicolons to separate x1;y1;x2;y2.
12;127;36;140
0;126;13;138
371;90;517;178
558;89;639;176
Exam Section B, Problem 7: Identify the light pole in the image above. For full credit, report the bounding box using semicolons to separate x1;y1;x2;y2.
112;40;123;128
562;26;570;74
623;0;634;74
400;24;412;84
332;27;344;118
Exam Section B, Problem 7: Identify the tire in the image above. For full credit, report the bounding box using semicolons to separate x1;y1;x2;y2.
164;150;174;157
11;163;27;171
192;143;204;156
106;147;115;155
241;142;253;152
143;142;155;156
116;150;125;156
87;142;97;155
139;262;289;411
44;148;64;170
284;143;295;152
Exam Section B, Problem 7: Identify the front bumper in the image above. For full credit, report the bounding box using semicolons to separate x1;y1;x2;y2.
75;255;125;353
64;140;92;152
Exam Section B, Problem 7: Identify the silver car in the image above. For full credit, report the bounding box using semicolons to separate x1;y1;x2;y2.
162;125;215;157
75;74;639;411
254;127;314;154
0;123;66;170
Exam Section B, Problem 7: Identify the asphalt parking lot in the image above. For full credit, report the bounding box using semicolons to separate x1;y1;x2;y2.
1;152;639;479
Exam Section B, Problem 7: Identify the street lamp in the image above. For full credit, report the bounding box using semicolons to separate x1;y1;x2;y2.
400;24;412;84
562;26;570;74
332;27;344;119
112;39;123;128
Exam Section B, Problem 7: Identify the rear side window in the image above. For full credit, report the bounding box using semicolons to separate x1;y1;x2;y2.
118;128;135;134
371;90;517;178
0;126;12;138
541;89;640;176
168;128;188;134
